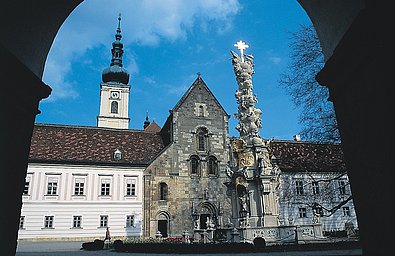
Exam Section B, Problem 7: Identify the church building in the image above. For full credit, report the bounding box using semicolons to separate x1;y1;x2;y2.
143;74;232;239
18;17;358;243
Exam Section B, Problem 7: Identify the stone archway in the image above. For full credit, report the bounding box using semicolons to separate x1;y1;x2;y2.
1;1;391;255
156;211;171;238
196;202;217;230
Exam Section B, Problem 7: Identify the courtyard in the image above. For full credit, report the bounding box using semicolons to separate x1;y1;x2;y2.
16;240;362;256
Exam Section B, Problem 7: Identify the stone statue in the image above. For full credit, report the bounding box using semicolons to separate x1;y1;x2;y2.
225;165;234;178
231;42;262;143
204;188;209;200
225;217;234;228
194;219;200;229
239;191;250;216
206;217;215;229
313;209;321;224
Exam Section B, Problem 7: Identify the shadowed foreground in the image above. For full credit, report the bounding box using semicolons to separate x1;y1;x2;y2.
16;240;362;255
77;239;362;254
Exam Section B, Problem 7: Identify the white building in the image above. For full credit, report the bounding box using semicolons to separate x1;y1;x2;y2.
271;140;359;238
20;162;143;240
19;124;163;241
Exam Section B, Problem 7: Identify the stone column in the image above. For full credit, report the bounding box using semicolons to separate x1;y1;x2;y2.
1;45;51;255
315;5;391;255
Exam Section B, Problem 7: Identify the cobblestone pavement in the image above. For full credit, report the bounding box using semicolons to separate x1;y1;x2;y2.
16;241;363;256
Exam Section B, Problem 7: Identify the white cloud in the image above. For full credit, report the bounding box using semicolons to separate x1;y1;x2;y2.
42;0;241;101
143;77;157;85
269;56;282;64
42;55;79;101
123;50;139;75
167;83;190;96
265;49;282;65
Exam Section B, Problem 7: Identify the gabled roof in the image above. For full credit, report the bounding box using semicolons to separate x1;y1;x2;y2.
29;123;165;166
172;75;229;116
144;121;161;132
268;140;346;173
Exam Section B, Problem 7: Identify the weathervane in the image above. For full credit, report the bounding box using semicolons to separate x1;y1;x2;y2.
234;40;249;62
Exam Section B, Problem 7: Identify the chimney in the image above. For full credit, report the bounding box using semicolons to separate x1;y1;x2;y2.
293;134;301;141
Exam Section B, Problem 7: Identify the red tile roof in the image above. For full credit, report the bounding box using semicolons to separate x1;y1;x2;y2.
29;124;346;172
29;123;165;166
144;121;161;132
269;140;347;172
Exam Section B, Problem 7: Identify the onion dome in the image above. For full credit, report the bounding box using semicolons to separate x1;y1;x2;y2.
102;14;130;85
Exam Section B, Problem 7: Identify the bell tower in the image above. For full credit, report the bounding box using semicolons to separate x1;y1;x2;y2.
97;14;130;129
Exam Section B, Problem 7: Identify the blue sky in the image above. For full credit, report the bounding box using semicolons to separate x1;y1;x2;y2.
37;0;312;139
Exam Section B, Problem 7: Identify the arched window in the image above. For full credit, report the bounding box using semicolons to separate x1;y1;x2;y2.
196;127;208;151
190;155;200;175
111;101;118;114
159;182;168;201
207;156;218;175
198;105;204;117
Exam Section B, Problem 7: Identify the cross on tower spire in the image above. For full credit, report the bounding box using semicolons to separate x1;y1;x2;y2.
116;13;122;40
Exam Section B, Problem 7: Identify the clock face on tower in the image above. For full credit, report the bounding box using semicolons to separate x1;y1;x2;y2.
110;91;120;99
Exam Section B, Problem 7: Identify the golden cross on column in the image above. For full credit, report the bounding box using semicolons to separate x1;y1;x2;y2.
234;40;249;62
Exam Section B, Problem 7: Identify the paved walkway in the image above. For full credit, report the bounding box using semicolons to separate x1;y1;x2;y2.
17;240;83;253
16;241;363;256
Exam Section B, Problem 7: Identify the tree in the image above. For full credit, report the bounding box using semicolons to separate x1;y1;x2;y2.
278;170;357;236
279;171;353;216
279;25;340;142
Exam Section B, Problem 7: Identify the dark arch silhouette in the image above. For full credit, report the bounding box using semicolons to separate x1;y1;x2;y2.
1;1;391;255
156;211;171;238
253;237;266;249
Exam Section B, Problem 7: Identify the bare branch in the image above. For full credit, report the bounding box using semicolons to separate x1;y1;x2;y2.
308;195;353;217
278;24;340;142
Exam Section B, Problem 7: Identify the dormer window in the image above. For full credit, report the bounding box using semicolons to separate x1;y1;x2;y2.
113;149;122;160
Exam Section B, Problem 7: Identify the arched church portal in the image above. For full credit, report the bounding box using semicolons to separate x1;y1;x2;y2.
196;202;217;230
156;211;170;238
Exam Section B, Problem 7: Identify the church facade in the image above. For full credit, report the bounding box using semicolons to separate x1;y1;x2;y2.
143;75;232;239
18;17;358;243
